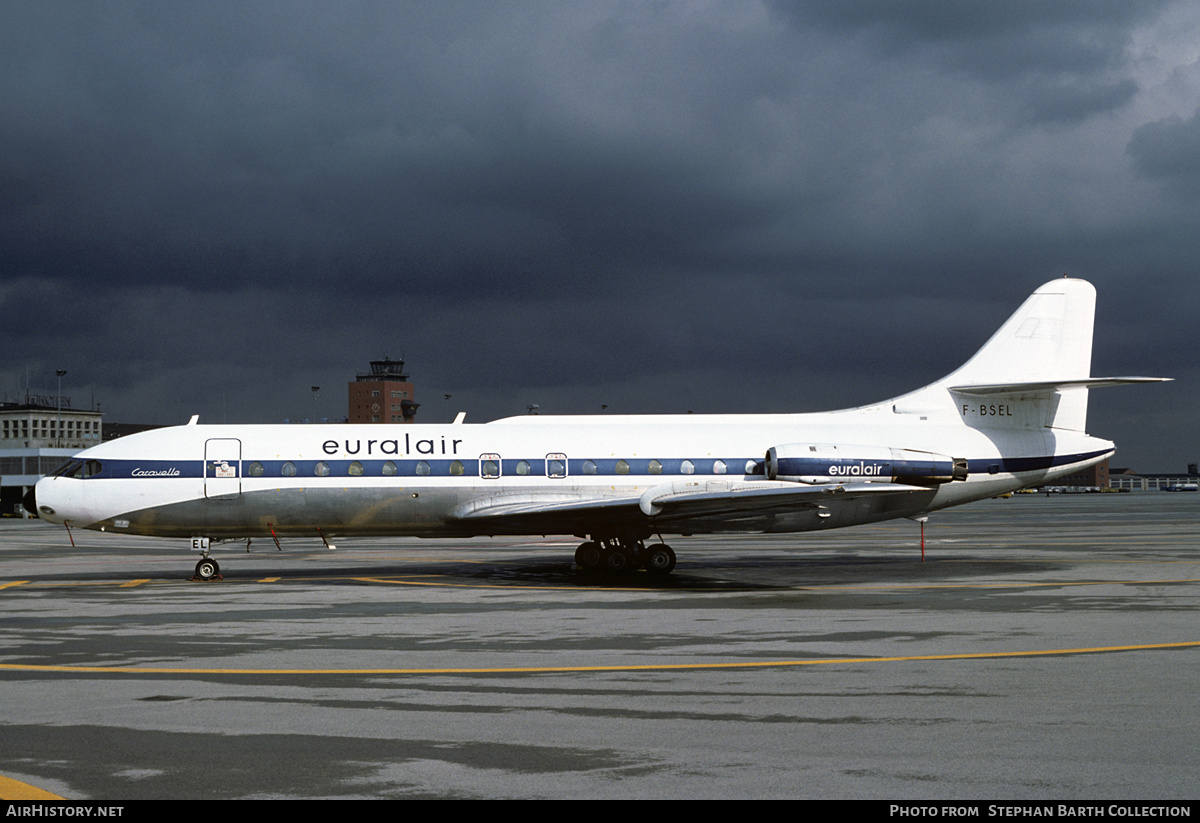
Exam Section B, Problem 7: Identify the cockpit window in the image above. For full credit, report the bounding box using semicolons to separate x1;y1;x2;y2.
50;460;84;478
83;460;102;478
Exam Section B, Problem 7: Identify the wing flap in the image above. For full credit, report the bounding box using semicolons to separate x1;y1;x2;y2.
454;493;641;520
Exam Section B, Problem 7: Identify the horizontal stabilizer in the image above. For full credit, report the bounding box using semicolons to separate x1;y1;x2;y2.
951;377;1171;395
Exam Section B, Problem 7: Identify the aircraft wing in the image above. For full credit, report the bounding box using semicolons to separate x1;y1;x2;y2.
451;479;930;534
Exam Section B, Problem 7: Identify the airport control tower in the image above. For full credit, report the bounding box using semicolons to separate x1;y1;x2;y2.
348;357;419;423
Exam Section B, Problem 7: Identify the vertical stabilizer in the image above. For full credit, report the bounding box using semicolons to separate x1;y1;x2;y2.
941;278;1096;431
941;278;1096;388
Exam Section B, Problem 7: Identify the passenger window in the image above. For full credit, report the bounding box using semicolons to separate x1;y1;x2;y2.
348;461;364;476
248;461;265;477
449;461;465;476
582;460;597;475
515;460;531;476
415;461;431;476
680;460;695;475
382;461;398;476
547;453;567;478
480;454;500;478
314;461;330;477
281;462;297;477
713;460;727;475
648;460;662;475
615;460;630;475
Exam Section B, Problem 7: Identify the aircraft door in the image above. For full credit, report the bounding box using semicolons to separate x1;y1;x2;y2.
204;438;242;500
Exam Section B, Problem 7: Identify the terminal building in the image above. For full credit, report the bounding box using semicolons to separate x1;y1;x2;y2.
0;400;103;516
348;357;419;424
1054;458;1110;490
1108;463;1200;492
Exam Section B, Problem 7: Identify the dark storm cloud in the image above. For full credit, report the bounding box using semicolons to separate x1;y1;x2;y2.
2;1;1197;470
2;2;800;301
1128;109;1200;193
777;1;1168;75
778;0;1163;125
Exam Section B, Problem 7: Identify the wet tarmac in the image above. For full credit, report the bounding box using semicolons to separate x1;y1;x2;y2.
1;493;1197;799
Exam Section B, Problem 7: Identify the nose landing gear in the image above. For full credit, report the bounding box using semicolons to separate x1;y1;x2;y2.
193;556;221;581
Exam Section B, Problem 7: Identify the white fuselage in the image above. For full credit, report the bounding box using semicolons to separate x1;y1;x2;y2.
31;278;1151;566
32;406;1112;541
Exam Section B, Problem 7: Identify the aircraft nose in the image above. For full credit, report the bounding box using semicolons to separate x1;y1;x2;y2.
22;485;38;518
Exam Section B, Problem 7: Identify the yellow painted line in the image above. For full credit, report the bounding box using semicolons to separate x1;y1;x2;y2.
802;577;1200;592
0;640;1196;676
0;774;64;800
353;576;649;591
934;557;1200;565
4;572;1200;594
2;580;179;590
296;554;489;564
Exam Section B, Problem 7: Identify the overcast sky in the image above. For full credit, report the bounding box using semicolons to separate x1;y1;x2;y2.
2;1;1196;470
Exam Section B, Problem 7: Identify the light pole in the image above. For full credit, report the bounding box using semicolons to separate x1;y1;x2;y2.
55;369;66;448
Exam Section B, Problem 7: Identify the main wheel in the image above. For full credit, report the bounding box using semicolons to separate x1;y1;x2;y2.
643;544;676;575
604;547;631;573
194;557;221;581
575;541;602;571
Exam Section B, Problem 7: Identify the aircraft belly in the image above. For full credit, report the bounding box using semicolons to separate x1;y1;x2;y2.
102;485;470;539
759;487;939;533
100;481;938;540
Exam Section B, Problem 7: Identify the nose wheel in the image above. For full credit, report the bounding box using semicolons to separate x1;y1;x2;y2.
194;557;221;581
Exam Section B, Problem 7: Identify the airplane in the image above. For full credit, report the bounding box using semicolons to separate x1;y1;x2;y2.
26;277;1168;580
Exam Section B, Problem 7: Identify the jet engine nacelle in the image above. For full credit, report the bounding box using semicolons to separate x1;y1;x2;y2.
765;443;968;485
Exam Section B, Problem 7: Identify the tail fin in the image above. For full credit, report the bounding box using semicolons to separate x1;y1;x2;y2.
889;278;1167;432
941;277;1096;390
944;277;1095;431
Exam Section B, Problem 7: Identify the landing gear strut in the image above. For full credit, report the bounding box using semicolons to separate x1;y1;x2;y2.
574;535;676;576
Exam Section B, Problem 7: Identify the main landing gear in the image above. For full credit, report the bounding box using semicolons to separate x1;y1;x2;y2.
574;536;677;576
